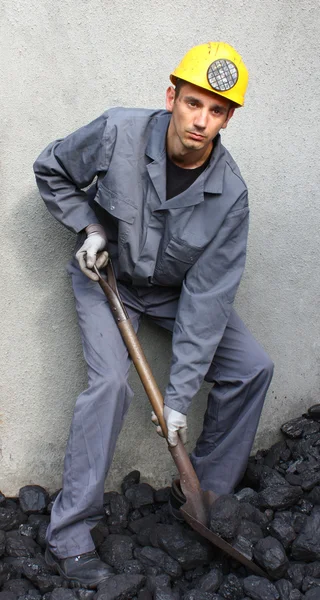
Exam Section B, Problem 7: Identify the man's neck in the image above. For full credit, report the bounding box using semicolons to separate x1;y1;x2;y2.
166;127;213;169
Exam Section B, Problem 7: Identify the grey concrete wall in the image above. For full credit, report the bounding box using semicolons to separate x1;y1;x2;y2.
1;0;320;496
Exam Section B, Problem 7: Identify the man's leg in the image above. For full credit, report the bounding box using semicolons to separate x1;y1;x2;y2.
147;296;273;496
47;260;142;559
190;308;274;495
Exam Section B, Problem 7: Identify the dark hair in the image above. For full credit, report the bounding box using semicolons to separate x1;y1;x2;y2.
174;78;187;98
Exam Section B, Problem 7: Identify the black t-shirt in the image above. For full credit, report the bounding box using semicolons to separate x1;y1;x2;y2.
166;150;212;200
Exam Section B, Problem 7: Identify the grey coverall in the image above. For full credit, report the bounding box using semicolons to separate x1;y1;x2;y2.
34;108;274;559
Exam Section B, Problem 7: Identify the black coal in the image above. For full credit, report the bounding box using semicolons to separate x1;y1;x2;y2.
2;414;320;599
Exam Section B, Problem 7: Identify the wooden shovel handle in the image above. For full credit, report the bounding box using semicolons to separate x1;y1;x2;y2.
94;263;202;497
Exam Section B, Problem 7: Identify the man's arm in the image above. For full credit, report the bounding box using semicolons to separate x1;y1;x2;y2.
164;193;249;417
33;113;110;233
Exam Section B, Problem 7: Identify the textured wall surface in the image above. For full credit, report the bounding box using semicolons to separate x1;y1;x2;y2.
1;0;320;495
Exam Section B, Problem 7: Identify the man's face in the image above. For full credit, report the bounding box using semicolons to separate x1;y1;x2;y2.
166;82;234;156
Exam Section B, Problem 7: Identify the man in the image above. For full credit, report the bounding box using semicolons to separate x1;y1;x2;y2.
34;42;274;588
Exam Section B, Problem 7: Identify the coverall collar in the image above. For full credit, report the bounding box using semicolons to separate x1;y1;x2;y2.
145;112;226;208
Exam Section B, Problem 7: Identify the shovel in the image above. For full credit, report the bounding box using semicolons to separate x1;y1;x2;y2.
94;261;268;578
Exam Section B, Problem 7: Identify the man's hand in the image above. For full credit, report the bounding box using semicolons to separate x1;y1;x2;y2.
151;406;188;447
76;224;109;281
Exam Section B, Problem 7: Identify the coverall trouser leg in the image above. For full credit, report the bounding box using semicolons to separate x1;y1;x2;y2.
150;306;274;496
189;309;274;495
47;262;273;558
46;261;143;558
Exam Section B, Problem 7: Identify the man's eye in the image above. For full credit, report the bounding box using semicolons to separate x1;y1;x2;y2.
212;108;222;115
188;101;197;107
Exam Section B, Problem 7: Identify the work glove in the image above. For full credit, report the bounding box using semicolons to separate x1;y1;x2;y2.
151;406;188;447
76;224;109;281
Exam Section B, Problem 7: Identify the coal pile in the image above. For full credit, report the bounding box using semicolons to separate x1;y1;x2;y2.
2;414;320;599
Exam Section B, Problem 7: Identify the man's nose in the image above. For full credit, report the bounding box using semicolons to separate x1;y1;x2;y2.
194;109;208;129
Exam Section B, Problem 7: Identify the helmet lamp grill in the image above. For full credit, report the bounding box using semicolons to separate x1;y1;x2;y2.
207;59;238;92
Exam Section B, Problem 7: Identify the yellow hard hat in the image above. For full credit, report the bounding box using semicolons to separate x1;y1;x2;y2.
170;42;249;107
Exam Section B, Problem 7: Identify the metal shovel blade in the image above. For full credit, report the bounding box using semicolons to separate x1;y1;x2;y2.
180;500;269;579
171;471;269;579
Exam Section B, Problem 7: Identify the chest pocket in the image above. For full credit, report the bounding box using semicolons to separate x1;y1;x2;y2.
96;183;137;224
153;238;203;286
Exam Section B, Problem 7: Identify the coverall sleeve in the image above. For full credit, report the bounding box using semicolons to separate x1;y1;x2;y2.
33;113;110;233
164;193;249;415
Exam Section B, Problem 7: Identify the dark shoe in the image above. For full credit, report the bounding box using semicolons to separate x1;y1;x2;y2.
168;479;185;522
45;547;113;589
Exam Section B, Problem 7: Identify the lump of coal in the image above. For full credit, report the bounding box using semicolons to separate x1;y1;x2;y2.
0;531;6;556
290;435;320;461
237;519;264;545
0;507;21;531
77;588;96;600
260;466;287;489
154;488;171;504
121;470;141;494
274;577;295;598
218;573;243;599
125;484;155;508
108;494;130;527
0;562;13;587
291;506;320;561
99;534;134;568
150;523;213;570
92;574;146;600
253;536;289;579
0;592;16;600
138;546;182;578
234;487;259;506
243;575;280;600
18;486;49;515
242;461;264;489
281;417;319;439
232;535;253;560
145;573;171;593
239;502;269;529
153;586;178;600
181;592;217;600
50;590;78;600
209;495;240;540
19;523;37;539
121;558;144;575
301;574;320;594
286;562;306;590
294;499;313;514
259;485;303;509
307;486;320;505
305;561;320;578
5;531;40;558
268;511;296;549
304;588;320;600
198;567;223;593
264;441;289;469
36;521;48;549
128;515;159;547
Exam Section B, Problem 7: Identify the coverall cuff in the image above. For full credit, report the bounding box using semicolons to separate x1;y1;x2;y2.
73;210;101;234
164;398;189;416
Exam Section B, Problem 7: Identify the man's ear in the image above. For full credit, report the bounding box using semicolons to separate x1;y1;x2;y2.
166;86;176;112
221;107;235;129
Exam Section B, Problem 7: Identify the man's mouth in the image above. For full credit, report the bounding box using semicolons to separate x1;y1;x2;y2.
187;132;206;141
